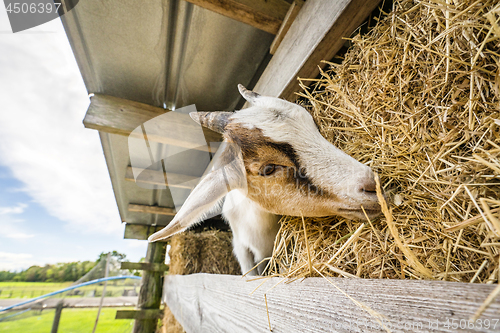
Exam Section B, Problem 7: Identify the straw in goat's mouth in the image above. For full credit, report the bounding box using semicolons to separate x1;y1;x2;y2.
338;208;381;217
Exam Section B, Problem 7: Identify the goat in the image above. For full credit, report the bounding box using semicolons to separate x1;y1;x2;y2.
148;85;381;275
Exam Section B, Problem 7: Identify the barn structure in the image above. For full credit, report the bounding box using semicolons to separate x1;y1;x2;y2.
60;0;500;332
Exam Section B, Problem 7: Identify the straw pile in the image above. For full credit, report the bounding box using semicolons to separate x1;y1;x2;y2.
265;0;500;283
160;307;185;333
168;229;240;275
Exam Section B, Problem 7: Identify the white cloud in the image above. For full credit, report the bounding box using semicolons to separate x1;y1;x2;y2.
0;252;78;271
0;203;27;215
5;232;34;239
0;252;32;260
0;203;34;239
0;252;35;271
0;18;121;234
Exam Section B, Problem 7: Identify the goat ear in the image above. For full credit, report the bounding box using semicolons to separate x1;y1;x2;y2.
189;112;233;134
148;143;246;242
238;84;260;104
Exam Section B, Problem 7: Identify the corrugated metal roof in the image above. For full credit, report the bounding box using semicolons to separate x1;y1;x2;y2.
61;0;274;226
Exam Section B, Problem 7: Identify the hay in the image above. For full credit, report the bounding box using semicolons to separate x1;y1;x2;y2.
163;230;240;332
265;0;500;283
169;229;240;275
160;307;185;333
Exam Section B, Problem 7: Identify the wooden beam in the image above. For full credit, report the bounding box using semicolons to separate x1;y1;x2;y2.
184;0;290;34
165;274;500;333
252;0;382;101
83;94;221;152
116;309;163;320
125;167;199;189
124;224;163;240
269;0;304;55
128;204;176;216
121;262;169;272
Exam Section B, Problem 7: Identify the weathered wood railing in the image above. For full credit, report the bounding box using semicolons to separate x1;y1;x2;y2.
164;274;500;333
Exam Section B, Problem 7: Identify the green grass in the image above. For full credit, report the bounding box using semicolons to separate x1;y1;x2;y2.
0;282;71;299
0;307;134;333
0;282;139;299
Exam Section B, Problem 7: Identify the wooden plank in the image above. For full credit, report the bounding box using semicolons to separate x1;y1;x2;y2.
165;274;500;333
252;0;382;101
116;309;163;320
128;204;176;216
121;262;169;272
125;166;199;189
184;0;290;34
83;94;221;152
124;224;163;240
269;0;304;55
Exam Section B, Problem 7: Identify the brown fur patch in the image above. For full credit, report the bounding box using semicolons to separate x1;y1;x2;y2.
222;123;338;215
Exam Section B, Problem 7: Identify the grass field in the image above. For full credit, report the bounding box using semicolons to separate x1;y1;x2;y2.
0;307;134;333
0;281;139;299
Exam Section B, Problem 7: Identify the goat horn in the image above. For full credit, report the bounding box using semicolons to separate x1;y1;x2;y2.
148;221;184;242
189;112;233;134
238;84;260;104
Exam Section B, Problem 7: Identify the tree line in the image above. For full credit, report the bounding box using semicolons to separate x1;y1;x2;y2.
0;251;136;282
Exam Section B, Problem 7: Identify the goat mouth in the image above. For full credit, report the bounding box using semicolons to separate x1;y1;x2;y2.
338;208;381;217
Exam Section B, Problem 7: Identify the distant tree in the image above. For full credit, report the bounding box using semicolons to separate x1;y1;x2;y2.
0;271;15;282
97;251;127;263
0;251;130;282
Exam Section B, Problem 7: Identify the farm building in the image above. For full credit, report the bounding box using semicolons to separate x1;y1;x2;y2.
60;0;500;332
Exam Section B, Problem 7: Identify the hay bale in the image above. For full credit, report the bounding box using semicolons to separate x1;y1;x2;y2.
169;231;202;275
163;230;240;332
266;0;500;283
160;307;185;333
169;230;240;275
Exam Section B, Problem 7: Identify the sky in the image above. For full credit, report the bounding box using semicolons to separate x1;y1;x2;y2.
0;7;147;271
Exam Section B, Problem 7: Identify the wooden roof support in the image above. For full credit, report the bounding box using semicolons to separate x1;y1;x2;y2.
128;204;176;216
125;166;198;189
252;0;382;101
83;94;221;152
124;224;164;240
184;0;290;35
269;0;304;55
165;274;500;332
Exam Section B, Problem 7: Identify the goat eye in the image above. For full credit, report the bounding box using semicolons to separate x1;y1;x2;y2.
261;164;276;176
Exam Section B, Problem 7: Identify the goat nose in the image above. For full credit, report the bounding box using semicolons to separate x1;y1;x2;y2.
359;176;377;194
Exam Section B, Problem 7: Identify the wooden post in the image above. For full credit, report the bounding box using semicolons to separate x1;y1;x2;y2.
133;241;166;333
50;300;64;333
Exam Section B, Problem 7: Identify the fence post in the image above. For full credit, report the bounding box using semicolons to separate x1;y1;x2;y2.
133;242;166;333
50;300;64;333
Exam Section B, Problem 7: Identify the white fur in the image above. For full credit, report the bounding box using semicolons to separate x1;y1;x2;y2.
223;190;280;275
